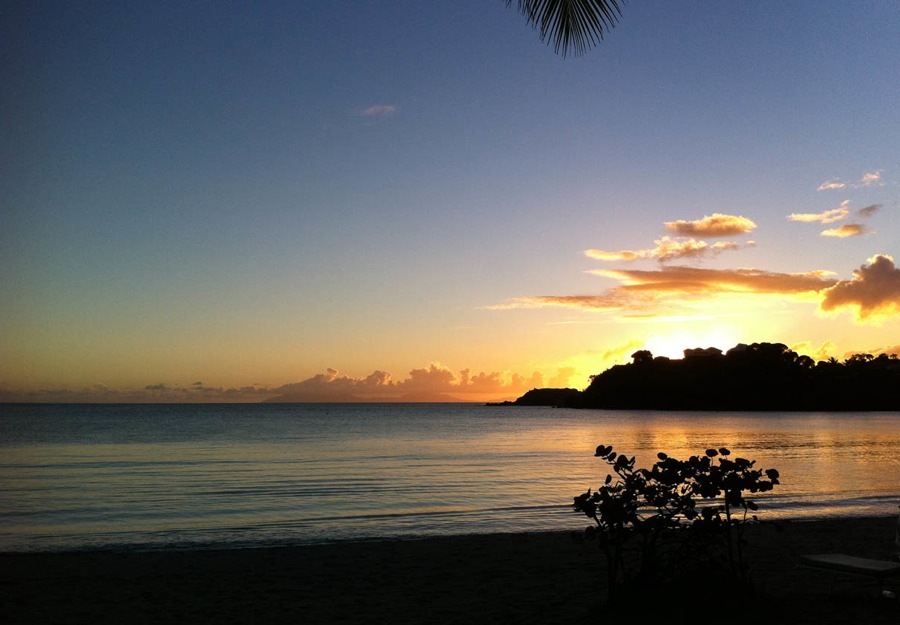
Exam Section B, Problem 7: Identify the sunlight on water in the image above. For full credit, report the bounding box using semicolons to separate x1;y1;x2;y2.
0;404;897;551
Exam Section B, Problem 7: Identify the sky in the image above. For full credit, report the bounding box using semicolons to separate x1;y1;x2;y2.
2;0;899;402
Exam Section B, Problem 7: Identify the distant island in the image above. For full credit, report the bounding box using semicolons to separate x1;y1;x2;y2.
489;342;900;411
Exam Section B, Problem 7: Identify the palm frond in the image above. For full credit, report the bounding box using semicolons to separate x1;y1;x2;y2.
507;0;623;57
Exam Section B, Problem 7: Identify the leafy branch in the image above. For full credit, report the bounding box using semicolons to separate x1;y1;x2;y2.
574;445;780;604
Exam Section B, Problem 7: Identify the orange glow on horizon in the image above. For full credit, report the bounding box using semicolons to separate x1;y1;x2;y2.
641;327;742;360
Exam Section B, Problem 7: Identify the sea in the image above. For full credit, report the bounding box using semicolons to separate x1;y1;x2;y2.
1;403;898;553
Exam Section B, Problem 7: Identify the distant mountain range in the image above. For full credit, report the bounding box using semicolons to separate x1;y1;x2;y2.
489;342;900;411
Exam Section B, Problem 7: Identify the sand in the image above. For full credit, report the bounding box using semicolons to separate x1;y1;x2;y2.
2;517;898;624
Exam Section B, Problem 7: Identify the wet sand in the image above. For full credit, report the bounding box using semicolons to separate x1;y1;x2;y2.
2;517;898;624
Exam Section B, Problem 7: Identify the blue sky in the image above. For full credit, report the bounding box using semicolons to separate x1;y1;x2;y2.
2;1;899;401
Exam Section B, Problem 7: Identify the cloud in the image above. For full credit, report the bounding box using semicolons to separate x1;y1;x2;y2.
0;383;274;403
498;246;900;329
272;368;394;401
270;363;551;402
585;237;748;263
817;170;884;191
817;179;847;191
492;292;632;311
359;104;397;117
595;266;836;295
548;367;576;387
860;170;883;186
788;201;850;224
821;223;869;238
820;255;900;321
664;214;757;238
461;369;544;393
857;203;882;219
790;340;837;363
1;362;559;403
584;249;645;262
395;363;455;393
494;265;836;312
789;200;881;236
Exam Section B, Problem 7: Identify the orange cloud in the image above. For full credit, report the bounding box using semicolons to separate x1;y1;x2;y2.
0;363;558;403
498;253;900;328
788;202;850;224
820;255;900;321
496;293;632;311
664;213;757;238
271;363;549;401
595;266;836;295
585;237;747;263
548;367;576;387
821;223;869;238
791;340;837;363
495;265;836;313
584;249;645;262
273;368;394;401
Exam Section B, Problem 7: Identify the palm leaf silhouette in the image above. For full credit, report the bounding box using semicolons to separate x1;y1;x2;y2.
508;0;624;57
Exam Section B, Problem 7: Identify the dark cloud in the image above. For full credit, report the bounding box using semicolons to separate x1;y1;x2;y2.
857;204;882;219
820;255;900;321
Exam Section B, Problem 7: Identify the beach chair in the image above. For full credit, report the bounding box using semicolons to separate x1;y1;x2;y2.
798;511;900;602
798;553;900;579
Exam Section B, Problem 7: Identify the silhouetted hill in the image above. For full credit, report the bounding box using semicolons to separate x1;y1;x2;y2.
504;343;900;411
486;387;581;407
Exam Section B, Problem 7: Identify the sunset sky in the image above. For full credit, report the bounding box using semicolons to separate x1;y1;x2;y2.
3;1;899;402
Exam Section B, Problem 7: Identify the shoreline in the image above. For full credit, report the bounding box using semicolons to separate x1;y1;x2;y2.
1;510;897;556
3;516;898;624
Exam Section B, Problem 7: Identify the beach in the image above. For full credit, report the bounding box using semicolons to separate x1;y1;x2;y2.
2;516;898;625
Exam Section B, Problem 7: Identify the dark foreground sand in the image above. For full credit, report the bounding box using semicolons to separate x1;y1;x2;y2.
2;517;898;625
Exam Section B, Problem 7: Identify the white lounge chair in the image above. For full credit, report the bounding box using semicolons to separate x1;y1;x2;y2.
798;553;900;579
799;512;900;603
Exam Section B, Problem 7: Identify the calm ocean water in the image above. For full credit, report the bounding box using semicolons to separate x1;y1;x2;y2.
1;403;898;552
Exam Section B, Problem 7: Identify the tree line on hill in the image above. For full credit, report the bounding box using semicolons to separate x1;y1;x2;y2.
491;342;900;411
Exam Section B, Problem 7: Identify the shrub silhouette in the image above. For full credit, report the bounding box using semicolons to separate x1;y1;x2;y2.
574;445;779;605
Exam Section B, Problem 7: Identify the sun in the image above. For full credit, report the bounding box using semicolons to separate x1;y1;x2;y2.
642;328;741;360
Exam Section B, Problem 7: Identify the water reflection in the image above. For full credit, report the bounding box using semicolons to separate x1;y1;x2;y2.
0;405;898;551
